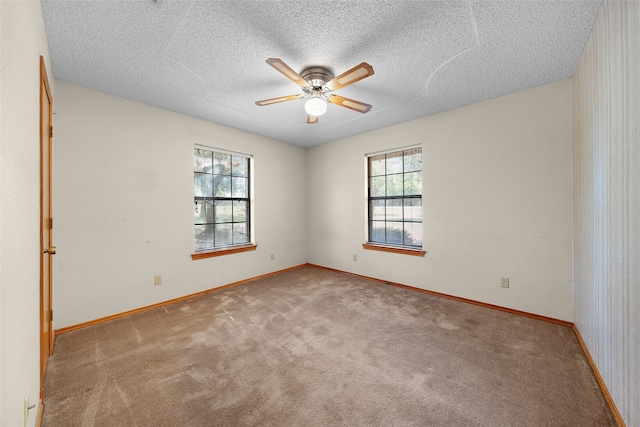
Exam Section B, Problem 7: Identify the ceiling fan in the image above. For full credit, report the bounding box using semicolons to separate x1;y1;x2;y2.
255;58;374;124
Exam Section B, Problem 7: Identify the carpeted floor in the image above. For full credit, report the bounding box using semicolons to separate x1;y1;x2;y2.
42;266;615;426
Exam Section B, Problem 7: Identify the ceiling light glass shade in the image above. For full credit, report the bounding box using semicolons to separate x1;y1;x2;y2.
305;97;327;116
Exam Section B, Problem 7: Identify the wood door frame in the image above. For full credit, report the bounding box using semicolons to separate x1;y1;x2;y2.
39;55;53;400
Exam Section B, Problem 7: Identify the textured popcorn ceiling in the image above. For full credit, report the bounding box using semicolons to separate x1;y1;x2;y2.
41;0;602;147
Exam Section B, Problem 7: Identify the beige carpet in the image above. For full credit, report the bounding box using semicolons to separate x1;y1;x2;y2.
42;266;615;426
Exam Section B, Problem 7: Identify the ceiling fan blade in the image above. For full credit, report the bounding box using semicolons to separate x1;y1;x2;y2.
326;62;374;91
266;58;309;88
326;94;372;113
255;94;304;106
307;115;318;124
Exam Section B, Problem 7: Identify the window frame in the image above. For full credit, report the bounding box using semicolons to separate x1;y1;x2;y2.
365;146;425;256
192;146;256;259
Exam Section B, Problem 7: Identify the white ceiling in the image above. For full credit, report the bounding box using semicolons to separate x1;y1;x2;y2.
41;0;602;148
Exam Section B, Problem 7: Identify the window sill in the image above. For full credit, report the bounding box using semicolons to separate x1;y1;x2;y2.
192;244;257;260
362;243;426;257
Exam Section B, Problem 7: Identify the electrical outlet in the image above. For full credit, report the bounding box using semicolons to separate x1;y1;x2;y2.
501;277;510;288
270;253;275;261
154;275;162;285
353;254;357;261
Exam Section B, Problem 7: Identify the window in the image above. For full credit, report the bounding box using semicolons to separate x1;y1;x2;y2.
367;147;422;250
193;147;251;252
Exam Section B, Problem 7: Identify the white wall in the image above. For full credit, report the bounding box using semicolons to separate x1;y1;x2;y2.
53;81;308;329
308;79;574;321
0;1;53;426
573;1;639;425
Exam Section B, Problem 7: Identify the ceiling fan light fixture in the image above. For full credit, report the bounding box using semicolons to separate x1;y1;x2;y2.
305;97;327;116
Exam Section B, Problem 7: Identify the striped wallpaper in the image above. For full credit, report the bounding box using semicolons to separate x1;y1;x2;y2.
573;1;639;426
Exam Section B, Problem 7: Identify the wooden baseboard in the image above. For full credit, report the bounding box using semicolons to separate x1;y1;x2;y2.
36;399;44;427
55;264;307;335
572;325;626;427
306;263;573;327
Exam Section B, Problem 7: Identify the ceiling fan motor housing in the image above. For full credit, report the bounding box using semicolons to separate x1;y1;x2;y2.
301;67;333;93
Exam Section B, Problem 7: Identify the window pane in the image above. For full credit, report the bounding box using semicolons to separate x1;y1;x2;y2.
371;200;385;220
404;171;422;196
370;176;385;197
404;198;422;222
386;152;403;174
386;199;403;221
370;221;385;243
232;156;248;177
194;149;212;173
386;222;404;245
194;224;213;251
233;200;247;222
214;176;231;197
194;173;212;197
215;224;232;247
232;177;248;198
369;155;385;176
213;153;231;175
194;200;213;225
404;148;421;172
404;222;423;247
215;200;232;223
386;174;403;196
233;223;249;244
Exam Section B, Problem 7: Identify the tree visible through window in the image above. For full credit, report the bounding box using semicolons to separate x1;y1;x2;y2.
194;148;250;251
368;147;422;248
